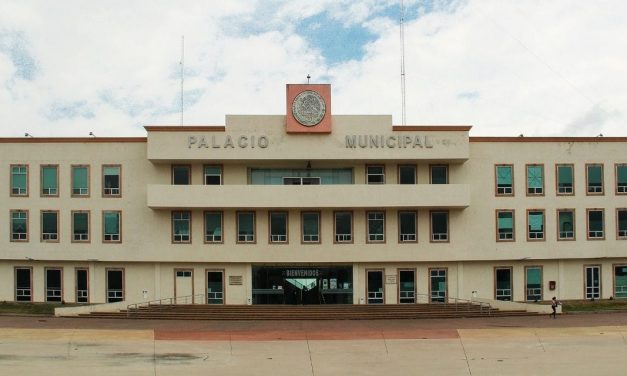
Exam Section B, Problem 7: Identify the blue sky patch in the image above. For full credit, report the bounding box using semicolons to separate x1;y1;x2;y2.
46;100;94;121
0;30;39;81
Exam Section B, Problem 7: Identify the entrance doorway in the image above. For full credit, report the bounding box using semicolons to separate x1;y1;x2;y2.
585;265;601;299
252;266;352;304
75;268;89;303
398;269;415;303
175;269;194;303
367;270;384;304
106;269;124;303
495;267;513;301
206;270;224;304
45;268;62;302
15;267;32;302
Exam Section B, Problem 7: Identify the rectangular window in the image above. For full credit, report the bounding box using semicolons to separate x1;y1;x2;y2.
556;164;574;194
525;266;543;302
398;165;416;184
398;269;416;304
587;209;604;239
250;168;352;185
334;211;353;243
526;164;544;195
429;268;447;303
172;211;191;243
237;212;255;243
496;210;514;241
616;164;627;194
301;212;320;243
41;210;59;242
366;165;385;184
430;165;448;184
269;212;288;243
15;267;32;302
45;268;62;302
204;211;223;243
172;165;191;185
71;165;89;196
585;265;601;299
616;209;627;239
495;267;513;301
75;268;89;303
430;211;449;242
614;265;627;299
527;210;545;240
398;211;417;242
283;176;321;185
495;165;514;195
586;164;603;194
72;211;90;242
204;165;222;185
103;211;121;242
10;165;28;196
10;210;28;242
557;209;575;240
106;269;124;303
41;165;58;196
103;165;121;196
367;211;385;242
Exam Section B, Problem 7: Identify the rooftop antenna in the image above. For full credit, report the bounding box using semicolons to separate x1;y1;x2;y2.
399;0;407;126
180;35;184;126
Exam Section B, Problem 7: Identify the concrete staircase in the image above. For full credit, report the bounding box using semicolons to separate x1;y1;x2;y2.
75;303;536;320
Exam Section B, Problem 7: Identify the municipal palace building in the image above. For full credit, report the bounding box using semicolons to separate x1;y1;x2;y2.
2;83;627;306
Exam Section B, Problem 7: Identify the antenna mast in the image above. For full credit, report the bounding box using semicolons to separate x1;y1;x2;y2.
400;0;407;126
180;35;184;126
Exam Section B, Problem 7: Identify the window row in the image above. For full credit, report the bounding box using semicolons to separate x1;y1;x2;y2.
9;164;122;197
171;210;451;244
10;210;121;243
495;208;627;241
495;163;627;196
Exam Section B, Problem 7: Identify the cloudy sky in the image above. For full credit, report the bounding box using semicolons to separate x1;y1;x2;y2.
1;0;626;137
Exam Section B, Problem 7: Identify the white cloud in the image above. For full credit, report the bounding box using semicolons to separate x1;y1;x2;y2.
0;0;626;137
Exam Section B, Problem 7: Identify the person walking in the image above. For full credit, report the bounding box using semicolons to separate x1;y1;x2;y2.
551;296;560;318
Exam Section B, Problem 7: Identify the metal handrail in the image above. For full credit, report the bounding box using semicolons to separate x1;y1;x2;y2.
126;293;205;316
412;292;493;315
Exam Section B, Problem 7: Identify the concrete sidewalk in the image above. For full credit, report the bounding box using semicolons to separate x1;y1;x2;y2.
1;313;626;375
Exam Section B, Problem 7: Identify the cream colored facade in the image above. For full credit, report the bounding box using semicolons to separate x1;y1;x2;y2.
2;99;627;306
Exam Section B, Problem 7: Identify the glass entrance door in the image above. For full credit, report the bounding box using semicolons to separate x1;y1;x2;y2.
495;267;512;301
585;266;601;299
615;265;627;299
45;268;62;302
367;270;384;304
15;268;32;302
106;269;124;303
398;269;415;303
430;268;447;303
207;270;224;304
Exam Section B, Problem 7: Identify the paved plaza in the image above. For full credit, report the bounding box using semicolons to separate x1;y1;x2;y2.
0;313;626;375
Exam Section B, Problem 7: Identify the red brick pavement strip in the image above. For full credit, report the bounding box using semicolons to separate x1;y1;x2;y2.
2;312;627;341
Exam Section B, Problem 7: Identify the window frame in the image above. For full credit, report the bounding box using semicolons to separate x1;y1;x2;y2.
10;209;29;242
171;164;192;185
524;265;543;302
14;266;33;302
203;211;224;244
366;165;385;184
105;268;125;303
10;164;29;197
301;211;321;244
236;211;256;244
268;211;289;244
430;210;449;243
203;164;223;185
586;163;604;195
495;209;515;242
397;165;416;184
525;164;544;196
616;208;627;240
102;164;122;197
613;263;627;299
586;208;605;240
495;164;514;196
40;209;59;242
102;210;122;243
555;163;574;195
75;267;90;304
366;211;385;243
616;163;627;195
429;267;448;303
71;210;91;243
526;209;545;241
44;267;63;303
429;164;449;184
398;210;417;243
172;210;192;244
556;209;576;241
333;211;354;244
494;266;513;301
40;164;59;197
71;164;90;197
